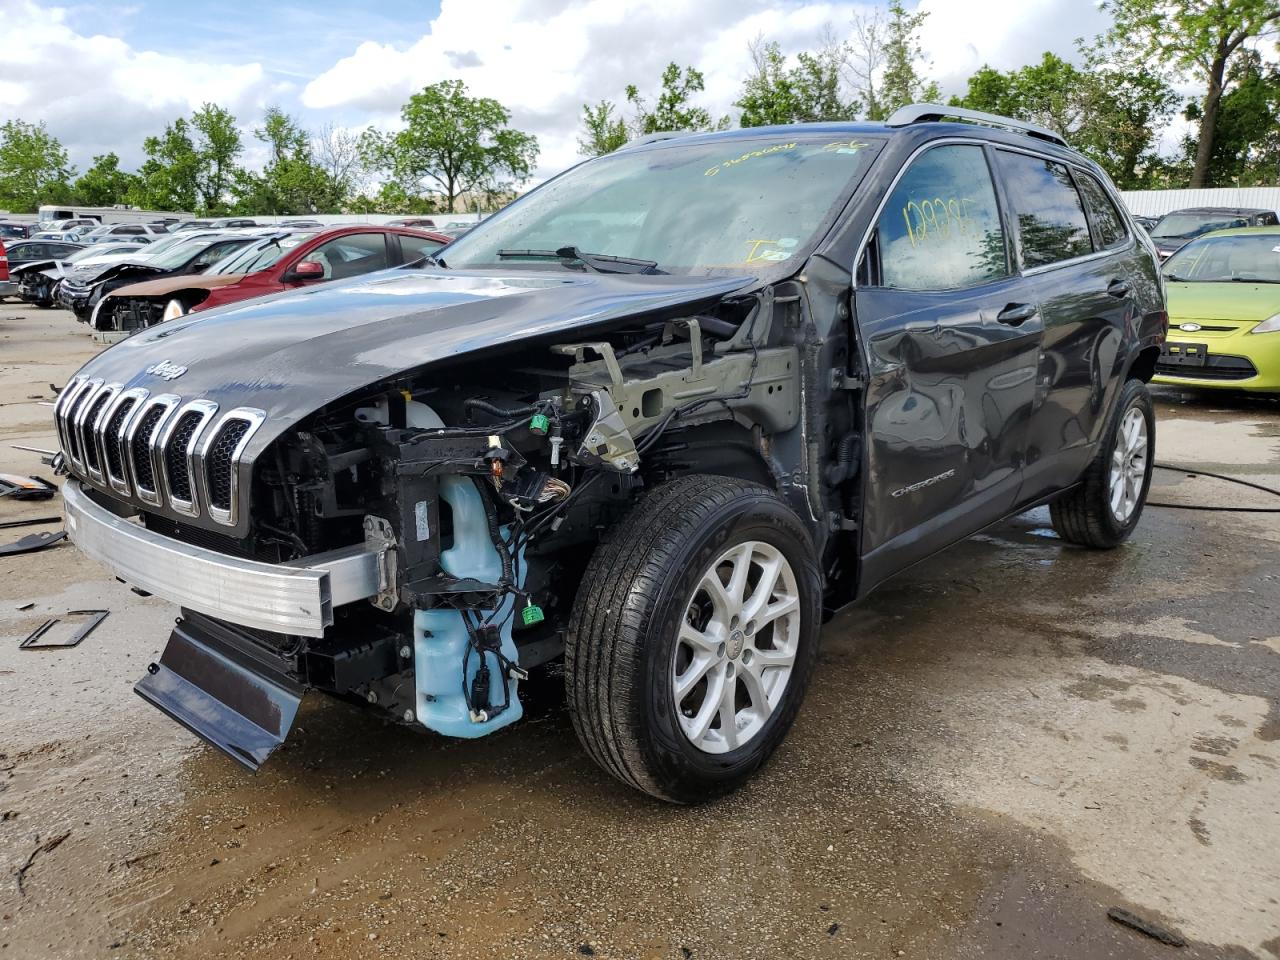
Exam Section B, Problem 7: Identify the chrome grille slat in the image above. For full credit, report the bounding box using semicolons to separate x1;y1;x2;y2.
198;409;266;527
83;384;121;482
125;395;180;506
157;399;218;517
101;387;149;495
56;383;265;528
67;379;104;474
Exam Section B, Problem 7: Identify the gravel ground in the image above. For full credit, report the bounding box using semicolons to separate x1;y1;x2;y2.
0;302;1277;959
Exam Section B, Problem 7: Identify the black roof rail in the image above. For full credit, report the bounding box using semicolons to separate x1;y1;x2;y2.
885;103;1069;149
616;130;693;151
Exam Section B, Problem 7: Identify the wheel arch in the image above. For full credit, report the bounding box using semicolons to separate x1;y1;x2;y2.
1127;344;1161;383
641;418;776;488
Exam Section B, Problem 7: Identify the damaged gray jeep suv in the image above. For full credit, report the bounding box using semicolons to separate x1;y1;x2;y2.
57;105;1166;802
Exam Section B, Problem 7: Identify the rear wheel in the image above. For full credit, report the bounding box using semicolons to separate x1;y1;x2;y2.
1050;377;1154;548
566;475;821;803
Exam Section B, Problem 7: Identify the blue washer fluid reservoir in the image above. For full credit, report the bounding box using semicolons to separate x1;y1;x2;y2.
412;475;525;738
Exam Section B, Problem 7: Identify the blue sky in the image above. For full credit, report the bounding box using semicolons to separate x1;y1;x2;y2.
4;0;1114;181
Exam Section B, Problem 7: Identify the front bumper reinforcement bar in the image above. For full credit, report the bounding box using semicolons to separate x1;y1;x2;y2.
63;479;382;637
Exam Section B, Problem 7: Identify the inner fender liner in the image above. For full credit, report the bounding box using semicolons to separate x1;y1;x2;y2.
134;612;303;771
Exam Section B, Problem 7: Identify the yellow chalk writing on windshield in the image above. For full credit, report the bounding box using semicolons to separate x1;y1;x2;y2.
704;142;798;177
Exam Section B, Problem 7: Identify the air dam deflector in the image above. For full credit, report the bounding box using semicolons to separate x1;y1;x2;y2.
135;614;303;771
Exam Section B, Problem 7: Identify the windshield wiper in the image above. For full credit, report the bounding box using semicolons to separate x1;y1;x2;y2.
1229;276;1280;283
496;246;662;275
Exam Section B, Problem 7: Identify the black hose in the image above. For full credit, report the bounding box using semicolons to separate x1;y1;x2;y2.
464;398;538;420
477;480;515;584
1148;462;1280;513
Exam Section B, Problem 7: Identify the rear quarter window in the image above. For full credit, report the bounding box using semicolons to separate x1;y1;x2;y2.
995;151;1093;268
1075;174;1128;249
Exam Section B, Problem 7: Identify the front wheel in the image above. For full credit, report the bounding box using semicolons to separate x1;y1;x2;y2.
1050;377;1155;548
565;475;821;803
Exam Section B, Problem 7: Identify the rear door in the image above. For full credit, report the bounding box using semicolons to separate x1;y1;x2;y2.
993;150;1137;501
854;141;1042;589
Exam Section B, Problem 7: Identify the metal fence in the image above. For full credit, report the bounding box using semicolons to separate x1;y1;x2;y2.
1120;187;1280;218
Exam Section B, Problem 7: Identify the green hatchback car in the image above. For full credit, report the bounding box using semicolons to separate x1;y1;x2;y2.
1156;226;1280;391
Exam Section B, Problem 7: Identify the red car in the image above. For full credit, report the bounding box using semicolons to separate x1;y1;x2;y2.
94;225;451;333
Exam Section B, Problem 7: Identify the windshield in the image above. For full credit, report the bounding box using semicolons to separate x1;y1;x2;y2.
1163;233;1280;283
443;134;883;276
209;233;317;275
1152;212;1250;240
68;244;138;262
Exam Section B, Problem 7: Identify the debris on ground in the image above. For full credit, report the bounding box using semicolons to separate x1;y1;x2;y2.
14;830;71;896
0;516;60;530
0;474;56;500
0;530;66;556
1107;907;1187;947
19;610;109;649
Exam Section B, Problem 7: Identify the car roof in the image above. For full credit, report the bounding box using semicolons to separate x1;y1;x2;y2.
1160;207;1275;216
616;115;1093;170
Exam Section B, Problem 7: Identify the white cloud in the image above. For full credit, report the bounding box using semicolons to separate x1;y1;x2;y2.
303;0;1119;178
2;0;1175;187
0;1;283;172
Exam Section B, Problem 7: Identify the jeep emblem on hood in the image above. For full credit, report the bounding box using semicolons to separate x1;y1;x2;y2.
145;360;188;381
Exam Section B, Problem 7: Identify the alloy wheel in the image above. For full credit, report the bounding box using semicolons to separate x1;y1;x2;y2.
1108;405;1148;524
671;540;801;754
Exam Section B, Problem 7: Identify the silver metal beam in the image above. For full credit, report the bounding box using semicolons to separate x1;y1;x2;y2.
63;480;383;637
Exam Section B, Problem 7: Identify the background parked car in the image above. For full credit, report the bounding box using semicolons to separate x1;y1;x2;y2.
97;225;450;331
2;238;85;272
59;233;258;322
1148;206;1279;259
386;216;438;228
12;240;149;307
1155;225;1280;391
0;221;31;241
79;222;169;244
0;238;84;300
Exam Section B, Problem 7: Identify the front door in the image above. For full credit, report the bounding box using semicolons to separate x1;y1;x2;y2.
854;142;1041;592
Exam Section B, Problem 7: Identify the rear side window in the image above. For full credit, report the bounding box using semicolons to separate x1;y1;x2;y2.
1075;174;1128;249
400;235;444;262
995;151;1093;268
873;144;1009;290
307;233;390;280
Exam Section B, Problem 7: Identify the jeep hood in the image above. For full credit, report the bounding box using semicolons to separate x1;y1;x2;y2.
72;267;755;457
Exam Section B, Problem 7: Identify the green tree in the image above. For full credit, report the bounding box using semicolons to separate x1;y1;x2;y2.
626;63;729;134
1077;52;1178;188
1184;50;1280;186
363;80;538;213
0;120;74;212
72;153;138;207
737;39;851;127
1103;0;1280;187
877;0;941;118
951;50;1177;188
578;100;629;156
190;102;243;212
129;117;201;211
235;107;344;214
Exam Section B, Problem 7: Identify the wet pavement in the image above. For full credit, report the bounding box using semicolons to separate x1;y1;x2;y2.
1;303;1277;959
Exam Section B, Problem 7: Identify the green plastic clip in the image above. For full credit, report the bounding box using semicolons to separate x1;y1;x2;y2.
520;603;545;627
529;413;550;436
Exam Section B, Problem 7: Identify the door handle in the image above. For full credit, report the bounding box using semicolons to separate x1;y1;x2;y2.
995;302;1038;326
1106;279;1131;298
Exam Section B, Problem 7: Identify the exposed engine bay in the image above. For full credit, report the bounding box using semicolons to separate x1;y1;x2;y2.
99;282;859;767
